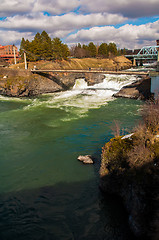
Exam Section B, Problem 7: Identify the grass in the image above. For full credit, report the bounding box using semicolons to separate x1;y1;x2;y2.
9;56;132;71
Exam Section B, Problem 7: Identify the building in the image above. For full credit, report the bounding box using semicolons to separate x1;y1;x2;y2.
0;44;19;63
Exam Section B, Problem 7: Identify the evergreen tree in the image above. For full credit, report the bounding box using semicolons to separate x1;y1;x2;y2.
120;48;127;55
40;31;52;60
61;44;70;60
108;42;118;57
24;39;34;61
98;43;108;58
88;42;97;57
31;32;42;59
77;43;82;48
19;38;26;59
52;37;69;60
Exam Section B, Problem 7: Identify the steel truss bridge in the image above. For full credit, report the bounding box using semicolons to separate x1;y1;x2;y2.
125;45;158;60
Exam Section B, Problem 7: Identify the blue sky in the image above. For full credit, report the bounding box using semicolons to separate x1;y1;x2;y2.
0;0;159;49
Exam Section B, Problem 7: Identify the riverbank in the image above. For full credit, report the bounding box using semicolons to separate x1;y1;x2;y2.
100;98;159;239
0;56;133;97
113;76;152;100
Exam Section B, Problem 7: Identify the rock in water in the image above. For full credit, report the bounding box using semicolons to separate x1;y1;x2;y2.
77;155;94;164
113;77;152;100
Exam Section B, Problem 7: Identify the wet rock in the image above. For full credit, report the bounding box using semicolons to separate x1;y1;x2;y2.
77;155;94;164
113;77;152;100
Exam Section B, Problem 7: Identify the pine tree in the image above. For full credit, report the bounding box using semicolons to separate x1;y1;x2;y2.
98;43;108;58
19;31;70;61
52;37;69;60
88;42;97;57
32;32;42;59
61;44;70;60
108;42;118;57
40;31;52;60
19;38;26;59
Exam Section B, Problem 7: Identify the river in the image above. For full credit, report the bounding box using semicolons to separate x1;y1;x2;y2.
0;74;143;240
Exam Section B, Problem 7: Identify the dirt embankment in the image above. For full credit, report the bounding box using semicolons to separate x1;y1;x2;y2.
10;56;132;71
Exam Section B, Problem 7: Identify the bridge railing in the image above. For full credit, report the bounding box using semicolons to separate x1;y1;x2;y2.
125;46;158;60
137;46;158;56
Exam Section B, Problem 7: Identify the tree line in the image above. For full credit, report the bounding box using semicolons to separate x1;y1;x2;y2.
70;42;121;58
20;31;69;61
20;31;124;61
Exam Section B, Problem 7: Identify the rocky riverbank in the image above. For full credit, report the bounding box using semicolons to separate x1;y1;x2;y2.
100;99;159;239
0;68;151;99
0;68;106;97
113;76;153;100
0;56;132;97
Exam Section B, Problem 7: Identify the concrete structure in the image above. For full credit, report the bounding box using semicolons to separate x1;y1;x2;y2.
0;44;19;63
31;69;149;76
125;42;159;68
156;40;159;72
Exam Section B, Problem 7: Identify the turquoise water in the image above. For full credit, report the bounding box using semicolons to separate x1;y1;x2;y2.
0;76;142;239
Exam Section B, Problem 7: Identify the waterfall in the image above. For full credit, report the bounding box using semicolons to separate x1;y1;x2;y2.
73;79;88;89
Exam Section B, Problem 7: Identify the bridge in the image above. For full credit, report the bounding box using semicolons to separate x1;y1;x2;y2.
125;41;159;69
125;46;158;60
30;69;149;90
31;69;149;76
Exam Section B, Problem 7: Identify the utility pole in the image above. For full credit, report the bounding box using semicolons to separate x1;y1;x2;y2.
24;51;27;69
13;44;17;65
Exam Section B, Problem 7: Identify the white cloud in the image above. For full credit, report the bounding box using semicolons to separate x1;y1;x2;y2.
0;30;33;46
2;0;159;18
0;0;80;17
33;0;79;15
0;12;126;33
66;20;159;49
80;0;159;18
0;0;34;17
0;0;159;50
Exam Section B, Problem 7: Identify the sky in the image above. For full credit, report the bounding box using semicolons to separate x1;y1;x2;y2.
0;0;159;50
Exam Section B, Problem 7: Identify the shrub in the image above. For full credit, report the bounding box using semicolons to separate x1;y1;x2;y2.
101;97;159;176
110;120;121;137
101;136;132;175
141;97;159;133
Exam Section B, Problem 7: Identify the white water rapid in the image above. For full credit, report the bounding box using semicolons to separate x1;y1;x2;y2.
52;73;139;106
0;74;140;124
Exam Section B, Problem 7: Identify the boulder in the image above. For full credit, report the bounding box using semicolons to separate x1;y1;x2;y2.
113;76;152;100
77;155;94;164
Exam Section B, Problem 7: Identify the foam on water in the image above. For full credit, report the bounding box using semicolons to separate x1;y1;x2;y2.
42;74;138;124
47;74;138;107
0;95;31;103
0;74;139;124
